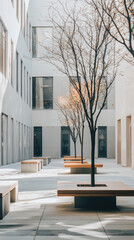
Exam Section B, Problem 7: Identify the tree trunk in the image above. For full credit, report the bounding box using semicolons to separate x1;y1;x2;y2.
81;126;84;164
91;130;96;186
81;143;83;164
74;140;77;158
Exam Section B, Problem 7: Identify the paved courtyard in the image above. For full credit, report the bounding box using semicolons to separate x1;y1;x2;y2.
0;159;134;240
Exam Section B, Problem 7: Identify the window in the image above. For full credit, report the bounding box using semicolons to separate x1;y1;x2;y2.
29;23;31;52
98;127;107;158
24;2;26;37
29;77;31;107
16;0;19;21
16;51;19;92
21;0;23;30
32;77;53;109
24;66;26;101
1;114;8;165
11;40;14;86
32;27;52;58
26;14;28;46
0;20;7;76
27;72;28;104
21;60;23;97
34;127;42;157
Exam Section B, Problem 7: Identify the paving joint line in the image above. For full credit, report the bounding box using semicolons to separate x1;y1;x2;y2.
97;212;110;240
33;205;46;240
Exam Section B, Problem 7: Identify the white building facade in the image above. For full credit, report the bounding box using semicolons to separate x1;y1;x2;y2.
0;0;32;165
0;0;115;165
116;59;134;169
31;0;115;160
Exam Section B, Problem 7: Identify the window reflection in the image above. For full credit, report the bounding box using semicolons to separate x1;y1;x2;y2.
32;27;52;58
32;77;53;109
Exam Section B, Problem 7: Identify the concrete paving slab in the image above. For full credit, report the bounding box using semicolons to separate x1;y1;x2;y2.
109;237;134;240
0;237;34;240
35;236;109;240
0;159;134;239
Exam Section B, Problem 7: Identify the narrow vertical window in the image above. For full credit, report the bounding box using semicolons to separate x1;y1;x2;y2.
29;23;31;52
24;2;26;37
16;0;19;21
11;40;14;86
34;127;42;157
24;66;26;101
29;77;31;107
21;0;23;31
27;72;28;104
0;20;7;77
26;14;29;46
21;60;23;97
16;51;19;92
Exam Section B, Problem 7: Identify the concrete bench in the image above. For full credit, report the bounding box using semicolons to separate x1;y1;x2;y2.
33;157;49;166
30;159;43;169
0;181;18;219
21;160;41;173
64;162;103;174
57;181;134;209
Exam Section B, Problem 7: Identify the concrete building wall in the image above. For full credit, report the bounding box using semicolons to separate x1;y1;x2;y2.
116;59;134;169
31;0;115;160
43;126;61;158
0;0;32;165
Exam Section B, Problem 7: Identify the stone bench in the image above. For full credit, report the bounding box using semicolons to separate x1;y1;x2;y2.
57;181;134;210
0;181;18;219
33;157;49;166
21;160;41;173
64;162;103;174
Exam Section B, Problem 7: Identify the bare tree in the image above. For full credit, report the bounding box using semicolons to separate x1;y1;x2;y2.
57;95;79;158
68;86;86;163
57;85;86;163
89;0;134;63
45;0;117;186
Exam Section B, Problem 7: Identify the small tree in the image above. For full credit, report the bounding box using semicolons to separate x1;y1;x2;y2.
68;86;86;163
90;0;134;63
57;85;86;162
46;0;117;186
57;95;79;158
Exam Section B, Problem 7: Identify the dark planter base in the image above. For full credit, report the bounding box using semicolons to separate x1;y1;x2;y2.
74;196;116;210
71;168;97;174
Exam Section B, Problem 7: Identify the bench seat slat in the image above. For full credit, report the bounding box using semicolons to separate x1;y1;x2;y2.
64;163;103;168
21;161;39;164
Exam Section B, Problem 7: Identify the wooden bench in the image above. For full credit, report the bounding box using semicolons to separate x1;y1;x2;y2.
21;160;41;173
64;157;86;161
33;157;49;166
64;162;103;174
65;160;87;164
0;181;18;219
64;156;82;158
57;181;134;209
